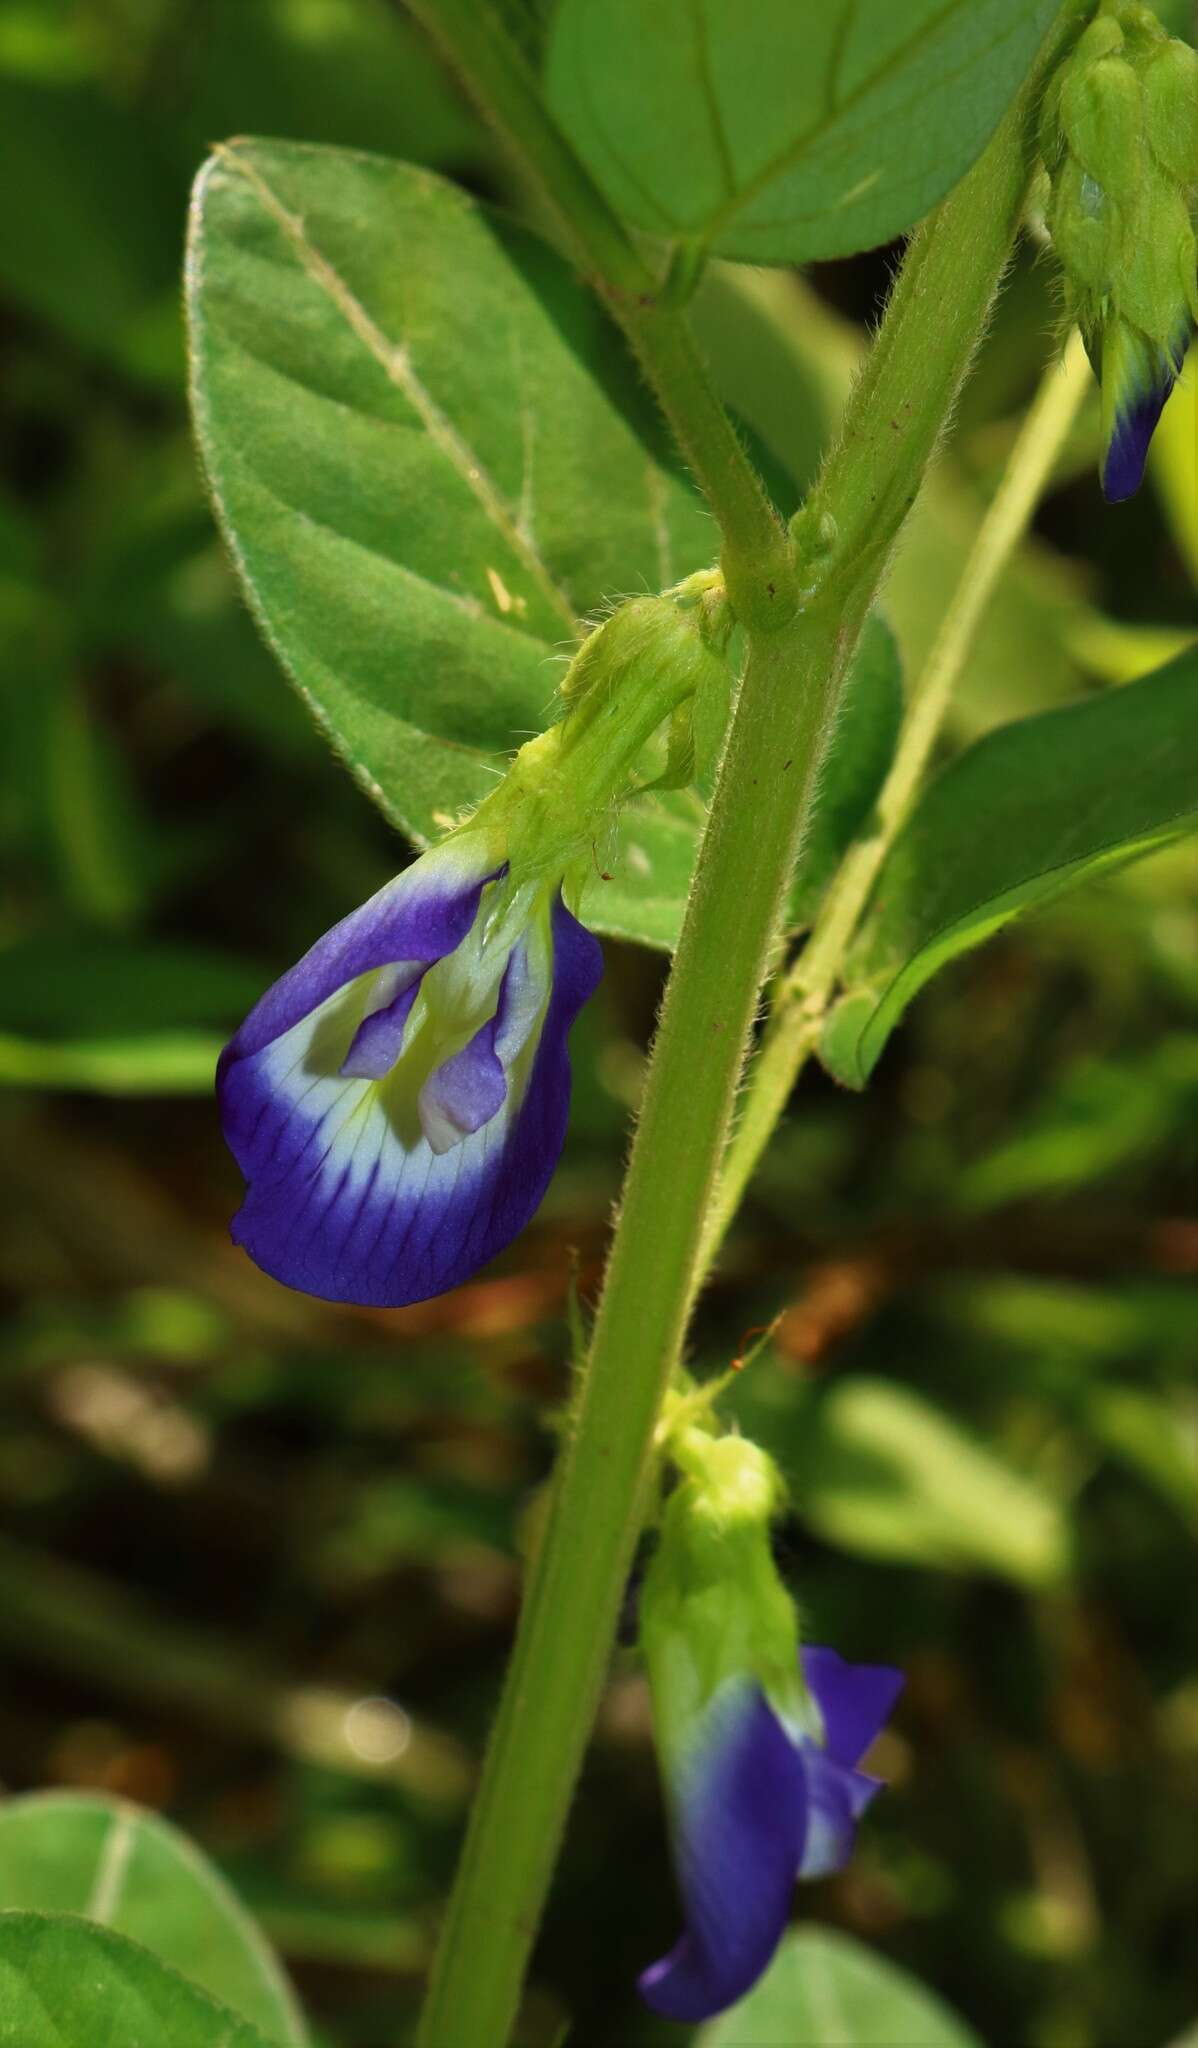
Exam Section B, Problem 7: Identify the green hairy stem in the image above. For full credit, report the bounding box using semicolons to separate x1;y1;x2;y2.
405;5;1082;2042
697;323;1094;1284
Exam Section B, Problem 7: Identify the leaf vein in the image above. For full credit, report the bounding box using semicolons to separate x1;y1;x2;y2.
214;144;579;636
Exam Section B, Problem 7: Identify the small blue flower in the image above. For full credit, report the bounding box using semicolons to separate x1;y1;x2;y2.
1101;315;1191;502
218;832;602;1306
639;1645;903;2023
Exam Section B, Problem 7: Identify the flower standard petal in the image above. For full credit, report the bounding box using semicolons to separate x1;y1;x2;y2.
638;1685;807;2024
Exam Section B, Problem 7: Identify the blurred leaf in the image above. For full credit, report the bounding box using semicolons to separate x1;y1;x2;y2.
690;265;834;499
887;476;1086;736
187;138;717;951
799;1378;1069;1586
696;1927;983;2047
0;3;92;83
822;651;1198;1087
959;1038;1198;1208
0;1794;307;2043
1068;613;1196;685
545;0;1055;263
1086;1389;1198;1526
130;547;325;762
0;1911;284;2048
936;1277;1198;1381
0;71;181;380
1149;344;1197;588
0;1030;222;1094
10;1286;231;1371
43;676;156;930
0;938;265;1038
791;614;903;926
168;0;484;172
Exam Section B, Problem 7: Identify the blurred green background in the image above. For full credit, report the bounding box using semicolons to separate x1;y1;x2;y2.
0;3;1195;2044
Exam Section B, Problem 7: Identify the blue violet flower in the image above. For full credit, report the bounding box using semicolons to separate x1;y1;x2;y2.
218;834;601;1307
639;1645;903;2022
637;1427;902;2022
217;576;733;1307
1100;315;1191;502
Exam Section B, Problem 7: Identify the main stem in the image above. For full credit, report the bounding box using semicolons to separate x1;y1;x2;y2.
403;0;791;618
409;9;1078;2042
697;323;1094;1280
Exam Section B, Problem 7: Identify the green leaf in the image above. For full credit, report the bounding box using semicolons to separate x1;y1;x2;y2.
545;0;1056;264
1086;1388;1198;1526
792;614;903;926
186;138;716;951
0;1797;307;2044
0;1911;284;2048
799;1378;1069;1586
0;73;181;382
0;939;266;1041
959;1038;1198;1209
696;1926;983;2048
169;0;487;175
0;1032;224;1095
822;649;1198;1087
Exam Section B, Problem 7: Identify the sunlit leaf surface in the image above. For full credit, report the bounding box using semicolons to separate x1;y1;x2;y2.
0;1912;283;2048
0;1796;307;2044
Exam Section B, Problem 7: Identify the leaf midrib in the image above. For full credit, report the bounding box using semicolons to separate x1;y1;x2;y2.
210;144;581;639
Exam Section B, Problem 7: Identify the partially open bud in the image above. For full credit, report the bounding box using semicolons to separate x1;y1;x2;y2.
637;1423;902;2022
1041;2;1197;501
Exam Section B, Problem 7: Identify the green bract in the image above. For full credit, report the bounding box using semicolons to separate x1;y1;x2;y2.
642;1429;805;1752
1041;2;1198;490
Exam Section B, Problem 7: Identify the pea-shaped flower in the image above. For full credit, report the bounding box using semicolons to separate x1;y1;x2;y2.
638;1430;902;2022
218;576;733;1307
218;833;602;1307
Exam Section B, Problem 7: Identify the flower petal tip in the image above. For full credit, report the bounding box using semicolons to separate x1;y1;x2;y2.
640;1651;903;2021
1100;321;1190;503
638;1687;806;2022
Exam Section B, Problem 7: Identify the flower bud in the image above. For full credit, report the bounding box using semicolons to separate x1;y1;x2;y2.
637;1422;902;2021
1060;51;1143;186
1142;37;1198;187
640;1430;800;1747
1040;2;1197;500
500;572;733;878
